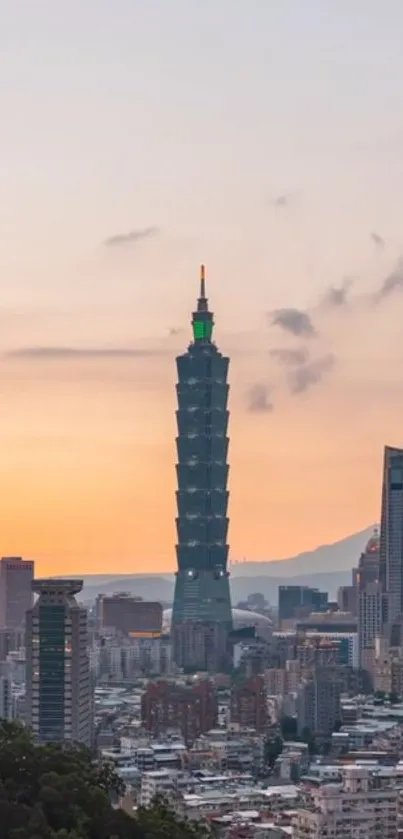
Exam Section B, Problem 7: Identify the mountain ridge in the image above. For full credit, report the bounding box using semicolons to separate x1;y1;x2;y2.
77;526;374;603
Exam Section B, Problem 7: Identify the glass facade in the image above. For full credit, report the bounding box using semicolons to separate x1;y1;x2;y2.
380;446;403;627
172;269;232;668
38;604;65;742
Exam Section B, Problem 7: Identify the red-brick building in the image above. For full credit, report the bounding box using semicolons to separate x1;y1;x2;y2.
230;675;268;732
141;679;217;744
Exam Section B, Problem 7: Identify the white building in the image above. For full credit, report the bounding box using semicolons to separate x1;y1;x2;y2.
140;769;175;806
293;765;398;839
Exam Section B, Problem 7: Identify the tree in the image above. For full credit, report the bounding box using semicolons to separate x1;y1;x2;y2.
263;733;283;768
280;715;298;741
0;721;211;839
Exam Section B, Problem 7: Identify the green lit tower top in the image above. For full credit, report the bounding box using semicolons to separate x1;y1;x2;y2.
191;264;214;342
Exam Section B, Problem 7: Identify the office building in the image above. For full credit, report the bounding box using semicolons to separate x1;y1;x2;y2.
97;593;162;637
171;266;232;672
379;445;403;626
278;586;328;628
141;678;217;745
0;556;34;629
25;579;92;746
337;585;357;615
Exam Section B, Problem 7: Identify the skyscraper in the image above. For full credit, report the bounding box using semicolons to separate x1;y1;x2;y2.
0;556;34;629
171;266;232;672
358;530;381;672
379;445;403;627
25;579;92;746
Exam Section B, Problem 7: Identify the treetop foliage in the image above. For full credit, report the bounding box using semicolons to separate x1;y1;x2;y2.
0;721;209;839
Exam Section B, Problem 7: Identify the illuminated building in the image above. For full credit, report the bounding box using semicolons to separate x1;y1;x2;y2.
171;266;233;672
25;579;92;746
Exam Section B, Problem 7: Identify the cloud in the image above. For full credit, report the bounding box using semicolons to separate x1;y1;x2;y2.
247;384;274;413
6;346;163;360
289;353;335;395
104;227;160;247
374;257;403;303
273;194;290;208
269;308;317;337
371;231;385;250
270;347;309;366
322;278;353;308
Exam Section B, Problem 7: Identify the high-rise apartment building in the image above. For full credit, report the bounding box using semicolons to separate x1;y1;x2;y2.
171;266;232;672
379;445;403;627
297;669;341;738
230;675;268;732
0;556;34;629
25;579;92;746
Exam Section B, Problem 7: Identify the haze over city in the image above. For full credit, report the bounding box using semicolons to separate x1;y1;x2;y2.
2;1;403;574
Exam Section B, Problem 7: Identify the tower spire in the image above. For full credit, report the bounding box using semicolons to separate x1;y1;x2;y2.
193;264;213;341
200;264;206;300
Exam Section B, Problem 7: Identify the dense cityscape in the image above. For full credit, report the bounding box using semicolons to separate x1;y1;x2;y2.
1;268;403;837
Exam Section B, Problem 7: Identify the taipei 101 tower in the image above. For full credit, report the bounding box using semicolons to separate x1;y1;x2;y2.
171;266;233;672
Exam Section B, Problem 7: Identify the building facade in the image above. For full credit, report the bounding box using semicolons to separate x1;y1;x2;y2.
25;579;92;746
97;593;162;637
0;556;34;629
293;765;398;839
141;678;217;745
379;445;403;627
171;266;232;671
230;675;268;732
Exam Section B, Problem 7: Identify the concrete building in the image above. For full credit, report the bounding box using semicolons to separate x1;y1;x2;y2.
293;765;398;839
358;530;381;674
0;557;34;629
97;593;162;638
297;670;341;738
25;579;92;746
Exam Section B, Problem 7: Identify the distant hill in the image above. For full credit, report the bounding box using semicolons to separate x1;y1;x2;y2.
231;525;375;578
79;526;374;604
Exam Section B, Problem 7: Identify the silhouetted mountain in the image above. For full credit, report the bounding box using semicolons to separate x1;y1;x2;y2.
230;525;375;578
78;526;374;605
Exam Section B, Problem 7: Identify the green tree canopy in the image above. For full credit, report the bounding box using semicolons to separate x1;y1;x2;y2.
0;721;210;839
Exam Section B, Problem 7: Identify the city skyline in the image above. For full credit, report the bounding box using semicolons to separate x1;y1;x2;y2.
2;2;403;574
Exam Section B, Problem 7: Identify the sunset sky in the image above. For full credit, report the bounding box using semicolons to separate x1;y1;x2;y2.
2;1;403;575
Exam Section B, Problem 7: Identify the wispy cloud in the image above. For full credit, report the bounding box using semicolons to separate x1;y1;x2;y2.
272;194;290;208
373;257;403;303
371;231;385;250
269;308;317;338
247;384;274;413
322;279;353;308
270;347;309;366
104;227;160;247
6;346;164;360
289;354;335;395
